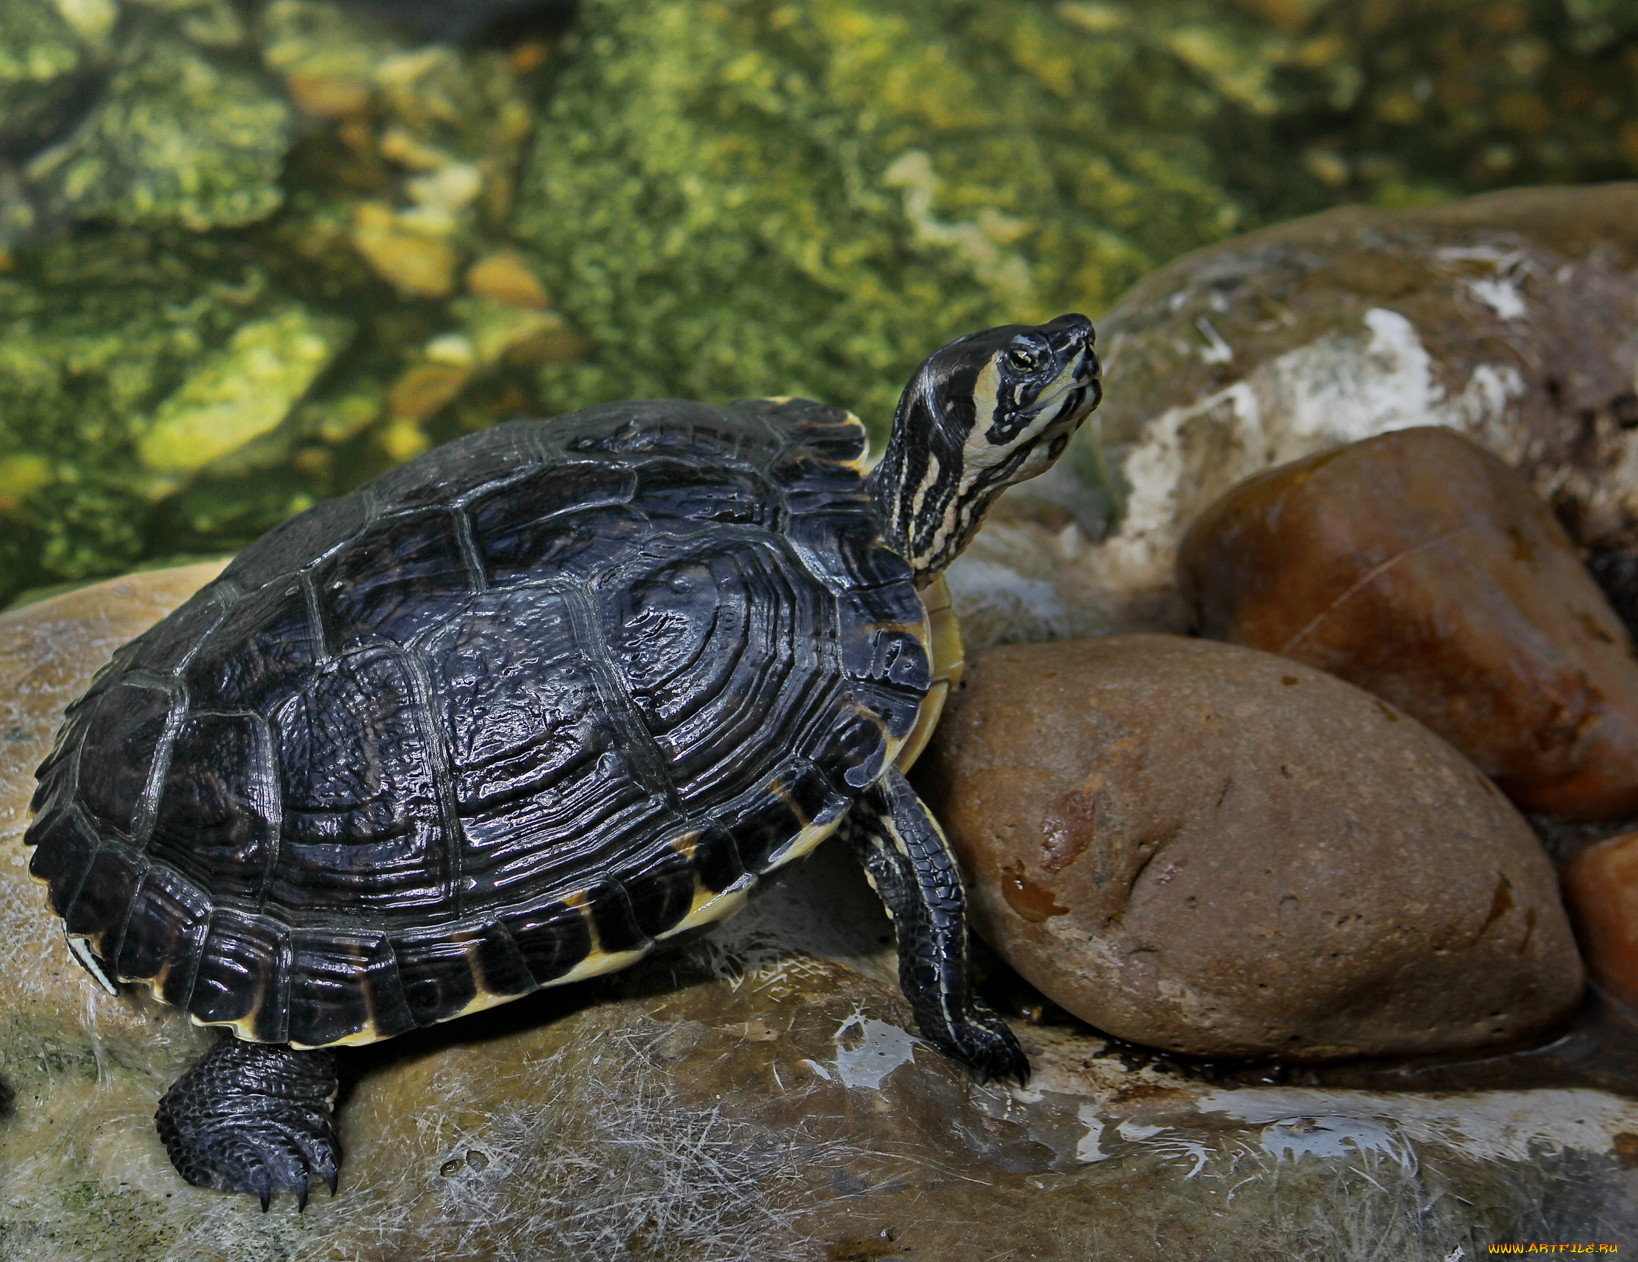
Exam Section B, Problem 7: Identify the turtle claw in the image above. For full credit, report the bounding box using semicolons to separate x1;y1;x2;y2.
155;1037;342;1209
158;1109;340;1210
935;999;1030;1087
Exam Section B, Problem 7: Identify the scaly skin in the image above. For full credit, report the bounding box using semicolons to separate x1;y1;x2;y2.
840;766;1028;1085
156;1038;341;1211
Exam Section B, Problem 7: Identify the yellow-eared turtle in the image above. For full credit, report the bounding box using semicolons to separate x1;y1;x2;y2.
26;315;1100;1207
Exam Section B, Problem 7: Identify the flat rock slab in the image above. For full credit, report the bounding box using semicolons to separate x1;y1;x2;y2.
1;567;1635;1259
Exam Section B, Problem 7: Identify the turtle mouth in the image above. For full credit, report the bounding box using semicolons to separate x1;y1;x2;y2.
1031;346;1101;423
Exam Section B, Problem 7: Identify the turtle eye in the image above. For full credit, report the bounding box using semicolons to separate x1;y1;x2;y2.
1005;345;1040;374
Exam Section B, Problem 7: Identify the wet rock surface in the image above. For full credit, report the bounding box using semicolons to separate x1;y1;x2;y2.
1075;183;1638;631
1179;426;1638;821
27;32;292;232
0;2;559;610
920;634;1584;1060
2;577;1635;1257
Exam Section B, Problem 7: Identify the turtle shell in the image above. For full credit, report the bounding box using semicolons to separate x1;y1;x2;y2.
26;398;931;1048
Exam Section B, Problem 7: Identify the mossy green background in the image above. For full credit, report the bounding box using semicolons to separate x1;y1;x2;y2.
3;0;1638;606
520;0;1254;434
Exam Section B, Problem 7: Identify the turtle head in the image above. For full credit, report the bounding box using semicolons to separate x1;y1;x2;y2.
868;313;1100;584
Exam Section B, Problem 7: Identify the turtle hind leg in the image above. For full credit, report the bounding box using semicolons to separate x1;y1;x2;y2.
841;766;1029;1085
155;1036;341;1211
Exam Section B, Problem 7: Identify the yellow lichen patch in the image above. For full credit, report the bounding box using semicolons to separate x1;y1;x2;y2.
466;250;551;308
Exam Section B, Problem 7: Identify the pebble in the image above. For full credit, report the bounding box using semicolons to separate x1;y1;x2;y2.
465;249;551;309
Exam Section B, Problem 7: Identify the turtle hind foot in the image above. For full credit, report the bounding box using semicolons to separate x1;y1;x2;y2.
155;1037;341;1211
929;997;1030;1087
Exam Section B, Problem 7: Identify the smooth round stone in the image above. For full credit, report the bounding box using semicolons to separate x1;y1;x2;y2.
1178;426;1638;823
920;634;1584;1060
1562;832;1638;1010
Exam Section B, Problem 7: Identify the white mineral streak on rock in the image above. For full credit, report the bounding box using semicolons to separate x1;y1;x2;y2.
1095;307;1526;598
1435;245;1533;321
1194;315;1234;364
832;1013;920;1091
1468;276;1529;320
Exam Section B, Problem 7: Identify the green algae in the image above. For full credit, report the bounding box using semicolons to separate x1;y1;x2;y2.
135;306;353;476
517;0;1638;444
0;0;96;158
519;0;1254;437
0;236;336;597
4;0;1638;605
27;35;291;231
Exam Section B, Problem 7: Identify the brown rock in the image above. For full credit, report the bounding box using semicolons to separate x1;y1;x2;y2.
386;360;472;421
1178;426;1638;821
920;634;1584;1060
1563;832;1638;1009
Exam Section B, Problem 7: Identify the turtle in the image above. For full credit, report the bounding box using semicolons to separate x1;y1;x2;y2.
25;313;1100;1208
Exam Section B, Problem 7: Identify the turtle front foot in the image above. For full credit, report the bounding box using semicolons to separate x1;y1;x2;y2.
155;1037;341;1210
931;997;1029;1085
842;767;1031;1088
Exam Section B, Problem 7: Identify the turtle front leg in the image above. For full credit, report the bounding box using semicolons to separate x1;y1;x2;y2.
841;765;1028;1084
155;1036;341;1210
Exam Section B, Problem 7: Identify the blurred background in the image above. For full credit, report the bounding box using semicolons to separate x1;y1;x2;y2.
1;0;1634;608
